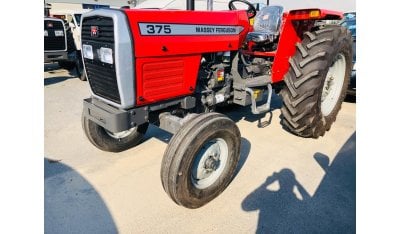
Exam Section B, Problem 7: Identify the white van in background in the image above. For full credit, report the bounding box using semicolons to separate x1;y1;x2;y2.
51;9;91;51
49;10;91;81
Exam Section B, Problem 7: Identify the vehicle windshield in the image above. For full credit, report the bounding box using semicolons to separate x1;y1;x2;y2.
252;3;268;11
74;14;82;27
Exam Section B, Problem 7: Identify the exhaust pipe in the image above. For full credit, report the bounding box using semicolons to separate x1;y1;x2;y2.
44;2;51;17
207;0;213;10
187;0;213;11
187;0;195;10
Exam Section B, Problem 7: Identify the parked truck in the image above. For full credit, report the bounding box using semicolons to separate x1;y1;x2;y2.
44;13;87;81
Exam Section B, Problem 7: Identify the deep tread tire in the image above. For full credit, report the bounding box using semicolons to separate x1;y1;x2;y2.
82;114;148;152
280;25;353;138
161;113;241;208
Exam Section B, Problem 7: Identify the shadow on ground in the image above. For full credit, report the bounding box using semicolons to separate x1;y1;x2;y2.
44;158;117;233
345;94;356;103
242;132;356;233
44;63;60;72
44;63;80;86
44;76;77;86
223;91;282;125
223;90;355;130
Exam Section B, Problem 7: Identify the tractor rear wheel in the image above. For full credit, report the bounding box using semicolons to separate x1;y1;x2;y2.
280;25;353;138
161;112;241;208
82;114;148;152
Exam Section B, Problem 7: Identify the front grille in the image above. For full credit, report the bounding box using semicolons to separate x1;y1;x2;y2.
82;17;114;43
44;20;66;51
82;16;120;104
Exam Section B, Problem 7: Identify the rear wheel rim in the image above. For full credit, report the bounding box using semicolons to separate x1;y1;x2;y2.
321;53;346;116
191;138;229;189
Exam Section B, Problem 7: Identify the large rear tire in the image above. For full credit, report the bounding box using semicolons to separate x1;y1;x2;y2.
280;25;353;138
82;114;148;152
161;113;241;208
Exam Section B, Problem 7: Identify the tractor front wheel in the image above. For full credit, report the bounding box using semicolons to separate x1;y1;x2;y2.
161;112;241;208
280;25;353;138
82;114;148;152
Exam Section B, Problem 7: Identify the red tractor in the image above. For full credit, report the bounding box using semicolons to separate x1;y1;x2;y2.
81;0;352;208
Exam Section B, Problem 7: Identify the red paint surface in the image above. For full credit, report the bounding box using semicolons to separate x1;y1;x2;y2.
269;13;301;83
271;9;343;82
121;8;342;105
242;8;343;83
289;9;343;20
135;55;201;105
124;9;250;57
123;9;250;106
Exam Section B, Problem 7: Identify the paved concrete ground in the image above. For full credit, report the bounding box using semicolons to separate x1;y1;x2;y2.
44;64;356;233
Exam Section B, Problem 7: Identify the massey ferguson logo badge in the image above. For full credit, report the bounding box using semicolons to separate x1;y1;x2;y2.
90;26;99;37
47;22;53;28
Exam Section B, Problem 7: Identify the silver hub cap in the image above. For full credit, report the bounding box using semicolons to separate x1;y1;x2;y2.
105;127;137;139
321;53;346;117
191;138;229;189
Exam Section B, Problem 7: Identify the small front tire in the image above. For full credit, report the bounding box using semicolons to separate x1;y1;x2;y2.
82;114;148;152
161;112;241;208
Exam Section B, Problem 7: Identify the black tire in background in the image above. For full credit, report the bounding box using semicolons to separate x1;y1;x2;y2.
75;51;87;81
161;113;241;209
82;114;148;152
280;25;353;138
58;60;75;70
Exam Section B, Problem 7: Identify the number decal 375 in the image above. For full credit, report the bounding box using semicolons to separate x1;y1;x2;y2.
146;25;171;34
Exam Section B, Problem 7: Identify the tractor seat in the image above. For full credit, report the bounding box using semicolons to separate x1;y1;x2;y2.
246;5;284;43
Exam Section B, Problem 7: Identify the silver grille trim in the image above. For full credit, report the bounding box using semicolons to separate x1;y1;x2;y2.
81;9;136;109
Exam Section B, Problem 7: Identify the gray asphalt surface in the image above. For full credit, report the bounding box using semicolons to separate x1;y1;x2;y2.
44;64;355;233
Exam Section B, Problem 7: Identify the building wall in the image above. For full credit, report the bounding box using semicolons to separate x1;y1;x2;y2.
45;0;147;14
48;3;83;13
46;0;140;6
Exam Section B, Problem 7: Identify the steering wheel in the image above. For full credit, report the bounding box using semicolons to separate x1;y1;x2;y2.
228;0;257;19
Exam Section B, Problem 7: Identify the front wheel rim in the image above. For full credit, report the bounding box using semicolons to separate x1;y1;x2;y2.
105;127;137;139
191;138;229;189
321;53;346;116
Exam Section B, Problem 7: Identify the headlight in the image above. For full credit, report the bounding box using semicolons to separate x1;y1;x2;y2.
99;47;113;64
54;30;64;37
352;62;356;71
82;44;93;60
44;30;48;37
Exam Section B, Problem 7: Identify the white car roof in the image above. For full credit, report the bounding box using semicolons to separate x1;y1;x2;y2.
51;9;92;15
44;17;64;22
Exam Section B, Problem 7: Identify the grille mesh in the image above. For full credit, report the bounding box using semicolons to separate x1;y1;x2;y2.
44;20;66;51
82;16;120;104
